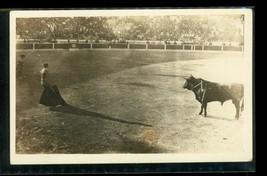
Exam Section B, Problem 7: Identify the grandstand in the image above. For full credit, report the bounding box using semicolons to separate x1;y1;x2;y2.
16;15;244;47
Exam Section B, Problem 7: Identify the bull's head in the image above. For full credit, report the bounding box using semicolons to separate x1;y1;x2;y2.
183;75;196;90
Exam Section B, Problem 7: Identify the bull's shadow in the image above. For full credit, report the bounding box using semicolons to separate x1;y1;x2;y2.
204;115;236;121
49;104;152;127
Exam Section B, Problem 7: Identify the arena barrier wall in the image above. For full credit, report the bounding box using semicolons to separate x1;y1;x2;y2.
16;43;244;52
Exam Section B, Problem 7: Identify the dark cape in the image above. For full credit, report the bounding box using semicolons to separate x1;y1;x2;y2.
39;85;67;106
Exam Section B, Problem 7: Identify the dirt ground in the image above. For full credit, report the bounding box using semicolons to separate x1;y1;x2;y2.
14;50;252;159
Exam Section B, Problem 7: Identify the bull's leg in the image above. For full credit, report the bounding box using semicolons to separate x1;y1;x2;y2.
199;103;204;115
204;103;208;117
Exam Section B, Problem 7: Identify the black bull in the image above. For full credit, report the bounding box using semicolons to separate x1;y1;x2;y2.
183;75;244;119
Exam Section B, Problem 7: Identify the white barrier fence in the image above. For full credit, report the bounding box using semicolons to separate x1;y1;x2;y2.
16;43;244;52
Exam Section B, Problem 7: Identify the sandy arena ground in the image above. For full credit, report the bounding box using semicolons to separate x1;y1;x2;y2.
14;50;252;162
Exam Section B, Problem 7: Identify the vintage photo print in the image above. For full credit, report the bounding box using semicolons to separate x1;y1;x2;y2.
10;9;253;165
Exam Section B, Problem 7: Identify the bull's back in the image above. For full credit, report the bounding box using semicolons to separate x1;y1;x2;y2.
204;82;244;104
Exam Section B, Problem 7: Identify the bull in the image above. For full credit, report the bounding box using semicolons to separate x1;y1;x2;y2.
183;75;244;119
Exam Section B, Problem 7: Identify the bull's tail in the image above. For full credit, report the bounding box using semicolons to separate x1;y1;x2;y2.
241;97;244;112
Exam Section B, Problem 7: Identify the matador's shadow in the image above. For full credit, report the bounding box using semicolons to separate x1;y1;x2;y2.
49;104;152;127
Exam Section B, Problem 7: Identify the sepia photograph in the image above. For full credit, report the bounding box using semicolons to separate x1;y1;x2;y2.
10;9;253;165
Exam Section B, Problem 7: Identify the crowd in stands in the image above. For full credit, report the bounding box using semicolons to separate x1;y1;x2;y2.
16;15;244;46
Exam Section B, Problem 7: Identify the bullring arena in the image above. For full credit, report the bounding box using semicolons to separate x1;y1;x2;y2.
14;47;252;160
